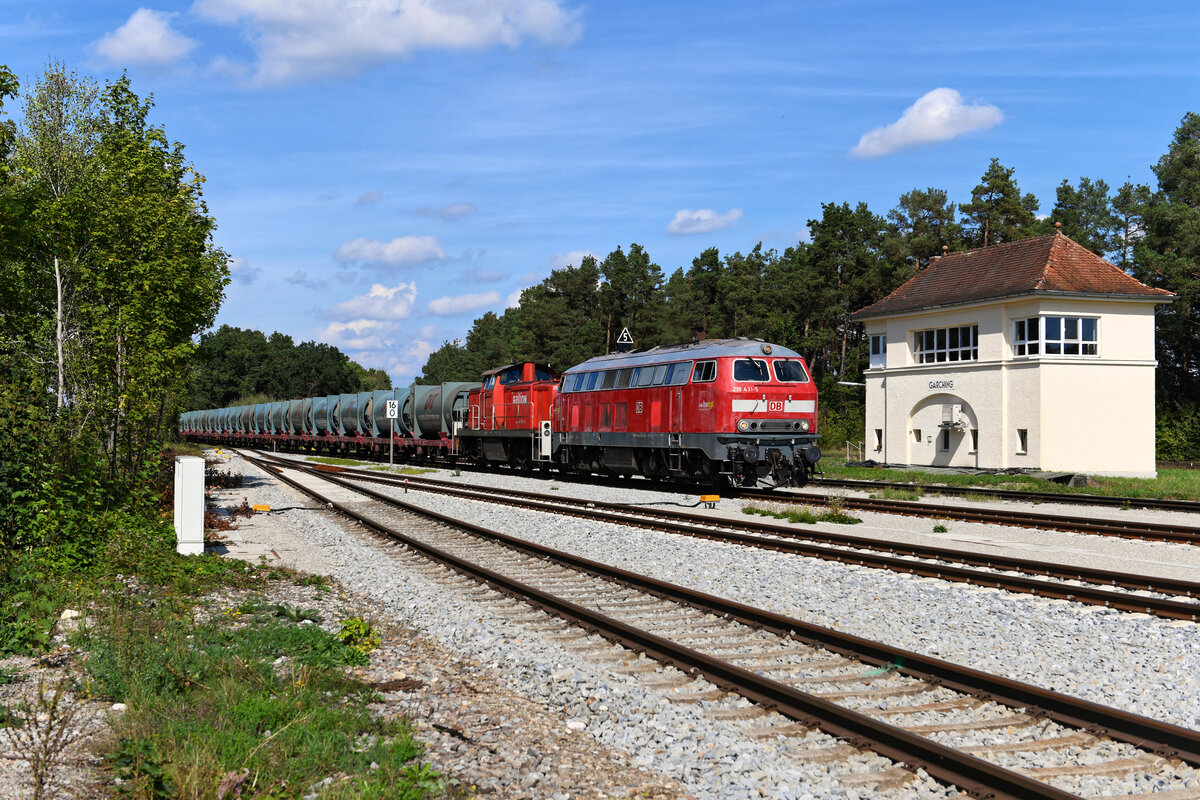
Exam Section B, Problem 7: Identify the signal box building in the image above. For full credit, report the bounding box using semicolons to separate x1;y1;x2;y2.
851;230;1173;477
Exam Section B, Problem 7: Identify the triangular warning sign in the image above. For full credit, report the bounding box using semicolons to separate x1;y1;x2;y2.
616;327;634;345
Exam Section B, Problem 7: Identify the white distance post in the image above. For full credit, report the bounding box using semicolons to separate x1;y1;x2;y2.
386;398;399;466
174;455;205;555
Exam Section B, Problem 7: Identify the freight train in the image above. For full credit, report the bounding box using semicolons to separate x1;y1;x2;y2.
179;338;822;487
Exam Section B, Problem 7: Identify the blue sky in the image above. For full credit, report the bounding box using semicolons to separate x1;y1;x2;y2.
4;1;1199;384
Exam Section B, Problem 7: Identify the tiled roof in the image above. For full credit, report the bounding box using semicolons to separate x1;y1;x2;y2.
852;232;1173;320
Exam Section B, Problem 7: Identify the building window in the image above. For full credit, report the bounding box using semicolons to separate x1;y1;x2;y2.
1017;428;1028;454
913;325;978;364
869;335;886;369
940;429;951;451
970;429;979;452
912;429;922;444
874;429;883;450
1015;316;1097;357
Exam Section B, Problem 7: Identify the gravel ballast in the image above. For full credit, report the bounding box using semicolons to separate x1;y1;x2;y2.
217;452;1200;797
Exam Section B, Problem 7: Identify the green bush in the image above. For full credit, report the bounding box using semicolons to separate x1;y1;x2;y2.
335;617;381;655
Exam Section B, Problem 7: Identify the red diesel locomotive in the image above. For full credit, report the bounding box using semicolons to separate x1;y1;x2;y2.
551;338;821;487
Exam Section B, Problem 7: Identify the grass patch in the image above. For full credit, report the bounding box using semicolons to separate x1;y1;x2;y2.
306;456;372;467
367;465;436;475
821;462;1200;501
1;509;444;799
80;589;440;799
304;456;437;476
869;488;922;501
743;503;861;525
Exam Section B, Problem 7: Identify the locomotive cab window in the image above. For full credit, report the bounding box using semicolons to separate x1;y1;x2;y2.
499;367;522;385
584;371;600;391
565;373;583;392
483;375;496;389
772;360;810;383
534;366;555;381
733;358;769;382
692;360;717;383
666;362;690;385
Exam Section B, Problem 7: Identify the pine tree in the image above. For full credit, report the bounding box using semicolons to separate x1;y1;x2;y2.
960;158;1039;247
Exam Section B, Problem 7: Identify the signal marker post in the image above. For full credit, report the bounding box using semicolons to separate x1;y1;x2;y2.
385;399;399;466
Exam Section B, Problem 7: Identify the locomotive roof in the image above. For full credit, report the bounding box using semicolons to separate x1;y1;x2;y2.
479;361;557;377
564;338;801;373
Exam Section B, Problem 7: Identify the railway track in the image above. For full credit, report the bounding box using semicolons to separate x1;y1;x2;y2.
251;451;1200;621
810;476;1200;514
235;448;1200;800
747;488;1200;545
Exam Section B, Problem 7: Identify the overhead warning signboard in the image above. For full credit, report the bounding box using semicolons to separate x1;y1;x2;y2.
616;327;635;352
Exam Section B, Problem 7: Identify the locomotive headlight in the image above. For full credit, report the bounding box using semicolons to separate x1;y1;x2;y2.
799;419;811;432
737;419;750;432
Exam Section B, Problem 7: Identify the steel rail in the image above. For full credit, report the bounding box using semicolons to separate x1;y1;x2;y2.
241;449;1200;774
258;453;1200;619
813;477;1200;513
241;453;1089;800
742;489;1200;545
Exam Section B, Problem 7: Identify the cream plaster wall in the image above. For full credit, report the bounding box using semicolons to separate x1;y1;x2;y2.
861;296;1160;477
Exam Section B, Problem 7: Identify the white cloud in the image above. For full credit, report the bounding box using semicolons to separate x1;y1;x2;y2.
850;88;1003;158
506;287;526;308
318;319;390;351
356;190;384;206
327;282;418;321
667;208;744;235
463;266;507;283
428;291;501;316
192;0;583;84
384;339;437;382
549;249;594;268
416;201;477;221
227;256;260;284
334;235;445;268
285;270;326;290
94;9;197;68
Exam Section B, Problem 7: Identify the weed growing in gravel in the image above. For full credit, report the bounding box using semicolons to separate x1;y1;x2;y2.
2;674;89;800
870;488;922;501
742;503;862;525
336;617;382;655
933;524;949;533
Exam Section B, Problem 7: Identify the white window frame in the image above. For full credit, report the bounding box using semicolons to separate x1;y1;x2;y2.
1014;316;1098;357
913;325;978;364
869;334;886;369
